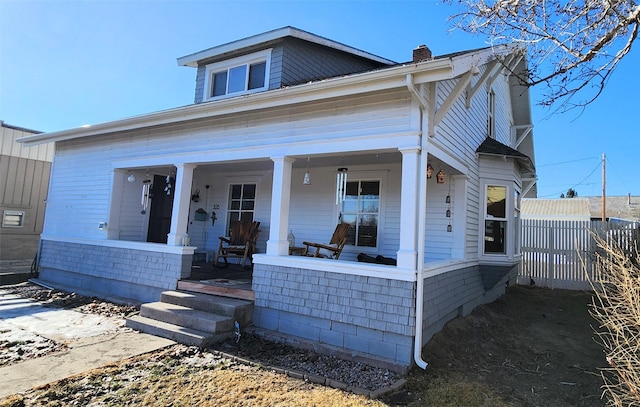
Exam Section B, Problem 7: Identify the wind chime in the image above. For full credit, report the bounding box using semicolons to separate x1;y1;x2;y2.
336;167;348;205
141;178;152;214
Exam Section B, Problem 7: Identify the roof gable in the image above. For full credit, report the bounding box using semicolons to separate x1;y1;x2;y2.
178;26;396;68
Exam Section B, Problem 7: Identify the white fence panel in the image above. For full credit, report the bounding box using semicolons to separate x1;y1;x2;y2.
519;219;593;290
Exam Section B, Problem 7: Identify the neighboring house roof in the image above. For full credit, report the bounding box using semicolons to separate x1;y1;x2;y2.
521;198;591;220
1;120;53;162
177;26;398;67
476;137;535;176
588;195;640;222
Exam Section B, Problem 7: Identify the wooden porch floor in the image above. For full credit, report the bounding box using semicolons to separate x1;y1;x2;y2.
179;261;254;300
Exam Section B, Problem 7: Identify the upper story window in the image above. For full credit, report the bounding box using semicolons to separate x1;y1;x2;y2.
203;49;271;101
487;90;496;139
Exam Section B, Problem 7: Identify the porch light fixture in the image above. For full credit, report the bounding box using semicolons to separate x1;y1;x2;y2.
336;167;348;205
127;173;136;183
446;209;451;217
447;224;452;232
427;163;434;179
303;157;311;185
445;195;451;203
436;170;446;184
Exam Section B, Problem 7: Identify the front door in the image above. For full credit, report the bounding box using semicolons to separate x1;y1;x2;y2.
147;174;174;243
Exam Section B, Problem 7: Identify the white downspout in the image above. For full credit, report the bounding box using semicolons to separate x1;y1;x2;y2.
407;74;429;369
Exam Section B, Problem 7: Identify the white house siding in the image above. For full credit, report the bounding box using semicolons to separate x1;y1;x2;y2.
430;67;519;263
37;89;413;300
252;262;415;370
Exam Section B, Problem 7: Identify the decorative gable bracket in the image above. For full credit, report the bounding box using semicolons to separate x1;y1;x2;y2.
465;53;523;108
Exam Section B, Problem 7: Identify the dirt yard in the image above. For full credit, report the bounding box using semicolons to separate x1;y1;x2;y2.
383;285;607;406
1;285;606;406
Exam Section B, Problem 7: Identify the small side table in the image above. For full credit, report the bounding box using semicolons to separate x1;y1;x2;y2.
288;246;306;256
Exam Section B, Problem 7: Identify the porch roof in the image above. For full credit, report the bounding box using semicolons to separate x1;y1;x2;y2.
476;137;536;175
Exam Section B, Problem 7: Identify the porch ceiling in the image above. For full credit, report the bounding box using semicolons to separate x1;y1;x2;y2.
183;150;403;172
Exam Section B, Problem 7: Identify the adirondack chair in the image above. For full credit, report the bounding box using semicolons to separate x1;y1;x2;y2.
302;223;350;260
214;220;260;268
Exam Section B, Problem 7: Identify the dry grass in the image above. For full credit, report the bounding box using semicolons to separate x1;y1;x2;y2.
0;347;386;407
589;235;640;407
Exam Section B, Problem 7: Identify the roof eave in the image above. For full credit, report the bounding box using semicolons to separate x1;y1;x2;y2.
177;26;397;68
18;58;455;146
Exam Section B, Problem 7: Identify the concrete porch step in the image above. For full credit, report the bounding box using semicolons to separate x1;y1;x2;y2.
126;315;230;347
139;301;233;334
160;290;253;325
126;290;254;348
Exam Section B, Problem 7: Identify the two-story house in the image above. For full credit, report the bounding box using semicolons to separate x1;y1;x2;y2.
19;27;536;371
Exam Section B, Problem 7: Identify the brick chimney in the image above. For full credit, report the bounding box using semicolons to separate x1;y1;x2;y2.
413;44;432;62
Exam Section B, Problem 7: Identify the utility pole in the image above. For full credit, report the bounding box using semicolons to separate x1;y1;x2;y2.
602;153;606;222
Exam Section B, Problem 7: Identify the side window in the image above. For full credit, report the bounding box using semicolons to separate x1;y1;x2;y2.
487;90;496;139
341;180;380;247
227;183;256;234
514;189;521;255
484;185;507;254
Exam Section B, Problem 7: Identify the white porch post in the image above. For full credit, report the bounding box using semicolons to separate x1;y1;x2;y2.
267;156;294;256
397;147;420;269
167;163;195;246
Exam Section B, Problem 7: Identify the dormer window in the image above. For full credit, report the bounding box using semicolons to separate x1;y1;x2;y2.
203;49;271;101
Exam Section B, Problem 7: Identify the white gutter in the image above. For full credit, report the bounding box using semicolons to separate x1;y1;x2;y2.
406;73;429;370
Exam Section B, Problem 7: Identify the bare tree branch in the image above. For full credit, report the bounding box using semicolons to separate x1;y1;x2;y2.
447;0;639;111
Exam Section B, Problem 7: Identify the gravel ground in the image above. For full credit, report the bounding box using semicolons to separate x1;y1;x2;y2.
1;282;401;393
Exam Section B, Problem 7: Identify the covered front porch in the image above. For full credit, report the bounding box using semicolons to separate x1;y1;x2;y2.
112;145;468;278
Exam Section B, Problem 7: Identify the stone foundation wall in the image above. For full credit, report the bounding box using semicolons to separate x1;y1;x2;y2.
252;263;416;369
37;239;190;303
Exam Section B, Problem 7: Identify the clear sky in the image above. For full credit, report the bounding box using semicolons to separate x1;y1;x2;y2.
1;0;637;198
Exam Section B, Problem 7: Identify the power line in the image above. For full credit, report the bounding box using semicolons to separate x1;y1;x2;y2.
537;156;598;168
539;160;602;198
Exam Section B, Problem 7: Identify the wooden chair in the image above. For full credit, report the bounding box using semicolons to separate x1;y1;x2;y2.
302;223;350;260
215;220;260;268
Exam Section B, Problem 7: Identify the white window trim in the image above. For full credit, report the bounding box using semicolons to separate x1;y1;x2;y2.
203;49;272;102
480;181;512;260
487;89;496;139
335;170;388;253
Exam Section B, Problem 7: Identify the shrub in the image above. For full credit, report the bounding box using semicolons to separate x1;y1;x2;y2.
588;231;640;406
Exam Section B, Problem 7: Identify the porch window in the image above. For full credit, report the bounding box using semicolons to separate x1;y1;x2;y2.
341;180;379;247
203;49;271;101
227;183;256;234
484;185;507;254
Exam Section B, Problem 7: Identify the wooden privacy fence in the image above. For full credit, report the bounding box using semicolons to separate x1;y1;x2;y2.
518;219;639;290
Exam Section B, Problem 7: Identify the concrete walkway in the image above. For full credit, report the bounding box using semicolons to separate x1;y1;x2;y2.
0;289;174;399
